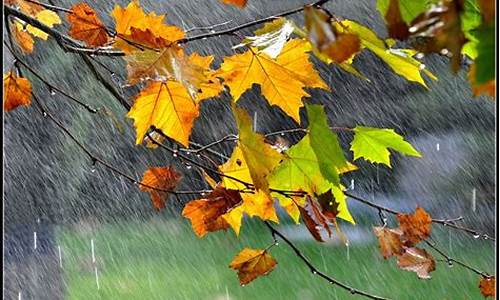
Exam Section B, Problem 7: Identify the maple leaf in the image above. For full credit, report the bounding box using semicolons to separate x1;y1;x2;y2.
396;247;436;279
299;195;332;242
3;72;32;112
139;166;181;210
125;34;221;101
221;0;247;7
233;106;283;194
11;21;34;54
229;248;277;285
479;276;496;298
127;81;199;147
182;186;242;237
373;226;404;259
111;0;184;53
219;39;329;123
304;6;360;64
397;207;432;246
67;3;109;47
410;0;467;72
350;126;421;167
241;190;278;223
25;9;61;40
306;104;349;185
234;18;296;59
337;20;437;87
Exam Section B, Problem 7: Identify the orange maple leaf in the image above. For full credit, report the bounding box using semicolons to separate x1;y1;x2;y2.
11;22;34;54
67;3;109;47
397;207;432;246
479;276;496;298
221;0;247;7
373;226;404;259
3;72;32;112
139;166;182;210
229;248;277;285
182;186;242;237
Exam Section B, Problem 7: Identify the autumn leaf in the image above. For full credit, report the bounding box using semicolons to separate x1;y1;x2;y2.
3;72;32;112
26;9;61;40
111;0;184;53
219;39;329;123
11;22;34;53
221;0;247;7
373;226;404;259
127;81;199;147
67;3;109;47
396;247;436;279
304;6;360;64
229;248;277;285
382;0;409;39
410;0;466;72
125;36;222;101
139;166;182;210
182;186;243;237
479;276;496;298
234;18;296;59
233;106;283;194
299;195;332;242
337;20;437;87
350;126;421;167
397;207;432;246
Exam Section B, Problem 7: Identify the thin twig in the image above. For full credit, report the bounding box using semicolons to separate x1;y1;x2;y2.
264;222;390;300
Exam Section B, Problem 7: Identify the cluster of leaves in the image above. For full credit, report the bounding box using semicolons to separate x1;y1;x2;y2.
377;0;496;97
3;0;495;295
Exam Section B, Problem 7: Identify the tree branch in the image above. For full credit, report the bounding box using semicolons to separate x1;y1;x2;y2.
264;222;390;300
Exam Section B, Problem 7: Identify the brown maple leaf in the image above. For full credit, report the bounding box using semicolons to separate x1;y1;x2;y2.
182;186;243;237
397;207;432;246
396;247;436;279
67;3;109;47
229;248;277;285
373;226;404;259
299;195;332;242
139;166;182;210
479;276;496;298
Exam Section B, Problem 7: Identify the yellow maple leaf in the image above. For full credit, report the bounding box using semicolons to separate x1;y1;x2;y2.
219;39;329;123
127;81;199;147
229;248;277;285
111;0;184;53
12;21;34;53
26;9;61;40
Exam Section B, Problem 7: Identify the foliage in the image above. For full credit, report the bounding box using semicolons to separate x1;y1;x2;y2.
3;0;496;298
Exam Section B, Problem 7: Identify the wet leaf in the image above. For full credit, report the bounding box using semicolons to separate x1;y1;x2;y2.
479;276;496;298
3;71;32;112
67;3;109;47
351;126;421;167
182;186;243;237
396;247;436;279
299;195;332;242
139;166;182;210
373;226;404;259
229;248;277;285
304;6;360;63
219;39;329;123
397;207;432;246
410;0;467;72
127;81;199;147
11;21;34;54
221;0;247;7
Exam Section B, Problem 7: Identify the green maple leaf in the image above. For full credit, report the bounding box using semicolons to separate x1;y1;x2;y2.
350;126;421;167
306;104;350;185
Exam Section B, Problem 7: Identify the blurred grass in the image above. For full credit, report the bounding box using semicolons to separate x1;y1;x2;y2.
57;216;494;300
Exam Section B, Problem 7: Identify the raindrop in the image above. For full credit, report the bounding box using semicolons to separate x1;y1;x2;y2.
345;242;350;261
419;64;426;70
473;234;480;239
447;260;454;267
241;284;245;287
436;143;440;151
33;231;37;250
202;37;208;40
350;288;356;294
311;270;317;275
172;150;178;157
49;88;56;96
210;30;216;34
274;242;279;246
440;48;449;55
185;164;192;170
280;132;285;136
382;217;388;224
196;154;201;158
350;179;355;190
409;26;418;33
482;234;489;240
415;52;425;59
42;111;48;117
471;188;476;212
90;167;96;173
